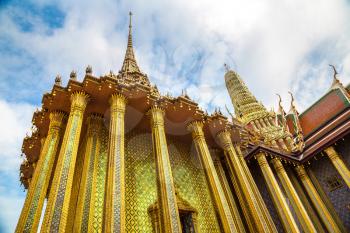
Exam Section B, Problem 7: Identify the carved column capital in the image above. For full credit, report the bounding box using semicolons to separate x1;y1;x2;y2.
256;153;269;168
147;106;165;127
271;157;284;173
324;146;338;160
216;130;232;151
49;111;67;132
109;93;127;113
70;91;89;113
187;121;205;139
295;165;307;180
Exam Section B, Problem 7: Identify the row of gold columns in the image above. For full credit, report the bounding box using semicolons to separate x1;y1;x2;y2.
271;158;317;233
294;165;342;233
15;112;66;233
41;92;89;232
19;89;350;233
217;130;278;233
187;121;243;233
235;146;277;232
256;153;300;233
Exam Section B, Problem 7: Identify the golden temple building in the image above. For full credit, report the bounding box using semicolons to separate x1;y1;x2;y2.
16;13;350;233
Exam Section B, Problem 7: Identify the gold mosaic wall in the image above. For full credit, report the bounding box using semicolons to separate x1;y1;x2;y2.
125;130;157;232
124;128;221;233
167;137;221;233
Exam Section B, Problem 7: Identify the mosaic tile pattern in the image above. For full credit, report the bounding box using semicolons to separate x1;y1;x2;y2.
51;114;79;231
125;130;157;232
81;135;98;232
310;155;350;230
167;137;221;233
91;126;108;232
24;134;57;231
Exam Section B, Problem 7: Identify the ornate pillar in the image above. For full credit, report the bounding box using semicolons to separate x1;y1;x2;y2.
217;130;277;233
295;165;342;233
187;121;241;233
324;146;350;188
223;152;255;232
104;93;127;233
271;158;317;233
16;111;66;233
256;153;300;233
148;106;181;233
235;146;277;231
73;114;104;232
41;92;89;233
212;152;246;233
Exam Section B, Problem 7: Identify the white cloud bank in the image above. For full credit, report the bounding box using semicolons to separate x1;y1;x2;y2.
0;100;35;232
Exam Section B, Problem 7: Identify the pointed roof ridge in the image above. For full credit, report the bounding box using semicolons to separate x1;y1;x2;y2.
120;12;141;74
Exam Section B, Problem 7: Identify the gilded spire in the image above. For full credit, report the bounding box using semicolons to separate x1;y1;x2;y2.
120;12;141;74
224;67;268;124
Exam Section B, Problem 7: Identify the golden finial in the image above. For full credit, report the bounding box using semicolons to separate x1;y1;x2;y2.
86;65;92;74
129;11;132;29
70;70;77;80
224;63;230;72
55;75;62;86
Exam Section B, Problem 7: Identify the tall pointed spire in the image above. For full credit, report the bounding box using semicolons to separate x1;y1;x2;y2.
120;12;141;74
224;67;268;123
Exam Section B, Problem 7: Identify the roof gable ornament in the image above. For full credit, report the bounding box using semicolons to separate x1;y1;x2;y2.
329;64;347;95
287;91;305;151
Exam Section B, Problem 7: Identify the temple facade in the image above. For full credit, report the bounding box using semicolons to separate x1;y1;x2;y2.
16;13;350;233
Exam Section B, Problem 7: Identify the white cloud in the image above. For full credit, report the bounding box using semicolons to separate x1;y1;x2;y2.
1;0;350;112
0;99;36;232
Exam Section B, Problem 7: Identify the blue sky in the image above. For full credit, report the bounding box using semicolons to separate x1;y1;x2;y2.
0;0;350;232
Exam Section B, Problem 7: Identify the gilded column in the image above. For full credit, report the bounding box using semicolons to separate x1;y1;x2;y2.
148;106;181;233
73;114;103;232
295;165;342;233
324;146;350;188
187;121;241;233
256;153;300;233
213;154;246;233
104;93;127;233
16;111;66;233
235;146;276;231
41;91;89;233
271;158;317;233
217;130;277;233
223;152;255;232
